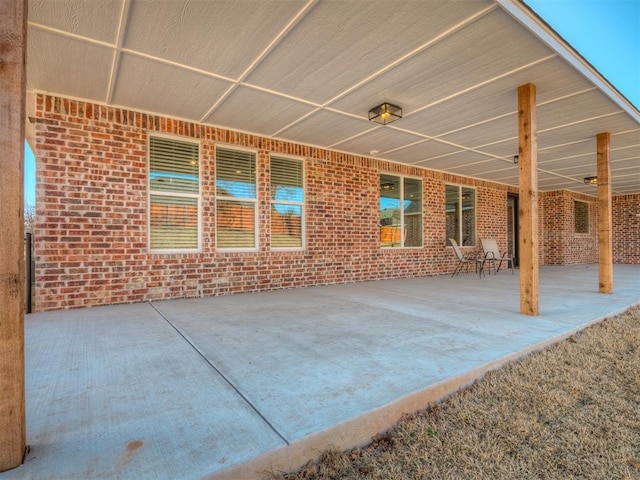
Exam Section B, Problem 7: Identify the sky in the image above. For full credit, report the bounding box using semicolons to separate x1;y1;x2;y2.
525;0;640;108
23;0;640;208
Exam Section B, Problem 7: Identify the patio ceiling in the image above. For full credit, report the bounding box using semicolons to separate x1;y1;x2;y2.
26;0;640;195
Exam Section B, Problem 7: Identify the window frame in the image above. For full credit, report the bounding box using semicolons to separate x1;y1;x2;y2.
215;145;259;252
270;154;305;251
147;133;201;254
379;172;423;249
445;183;477;247
574;200;590;234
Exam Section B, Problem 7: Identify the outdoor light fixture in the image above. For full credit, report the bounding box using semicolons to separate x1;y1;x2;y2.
368;103;402;125
513;155;519;164
584;176;598;185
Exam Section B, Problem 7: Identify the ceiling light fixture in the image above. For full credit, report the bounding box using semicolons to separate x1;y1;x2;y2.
368;103;402;125
584;176;598;185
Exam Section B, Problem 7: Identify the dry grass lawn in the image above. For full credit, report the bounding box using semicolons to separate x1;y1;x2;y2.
269;306;640;480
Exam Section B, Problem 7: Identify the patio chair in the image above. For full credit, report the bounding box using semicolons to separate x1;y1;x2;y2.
480;238;514;275
449;238;481;277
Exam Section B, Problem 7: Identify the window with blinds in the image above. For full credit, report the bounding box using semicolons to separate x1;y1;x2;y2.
148;136;200;251
271;156;304;249
216;147;257;249
575;200;589;234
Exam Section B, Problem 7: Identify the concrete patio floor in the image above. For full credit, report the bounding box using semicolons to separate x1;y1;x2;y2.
2;264;639;480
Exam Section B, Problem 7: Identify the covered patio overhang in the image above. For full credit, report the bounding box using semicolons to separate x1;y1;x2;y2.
0;265;638;479
2;0;639;472
18;0;640;307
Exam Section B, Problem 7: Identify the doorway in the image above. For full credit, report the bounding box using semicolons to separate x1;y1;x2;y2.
507;194;519;267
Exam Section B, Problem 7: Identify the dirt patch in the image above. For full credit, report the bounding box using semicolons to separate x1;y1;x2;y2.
268;306;640;480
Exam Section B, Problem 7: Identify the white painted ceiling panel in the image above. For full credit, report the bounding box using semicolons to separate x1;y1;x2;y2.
539;114;639;149
612;159;640;184
611;131;640;150
397;84;519;138
393;142;462;165
485;171;519;183
330;8;554;118
447;158;515;176
538;90;622;130
614;174;640;189
205;86;317;137
553;163;596;181
25;0;640;194
542;158;595;174
123;0;307;78
27;28;114;101
441;115;518;152
29;0;123;43
277;110;371;148
112;53;233;120
245;1;493;105
415;151;493;171
474;139;520;160
332;128;426;157
538;140;594;161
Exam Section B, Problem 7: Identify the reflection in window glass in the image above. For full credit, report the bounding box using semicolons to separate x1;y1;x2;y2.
216;147;257;250
446;185;476;246
574;200;589;234
404;177;422;247
380;174;422;248
148;136;200;251
271;156;304;249
445;185;459;245
462;187;476;246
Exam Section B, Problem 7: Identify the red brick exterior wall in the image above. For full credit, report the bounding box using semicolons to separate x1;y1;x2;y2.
34;95;635;310
539;190;598;265
34;94;518;311
613;194;640;264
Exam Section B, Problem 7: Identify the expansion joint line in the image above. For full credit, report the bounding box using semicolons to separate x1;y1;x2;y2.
148;302;290;446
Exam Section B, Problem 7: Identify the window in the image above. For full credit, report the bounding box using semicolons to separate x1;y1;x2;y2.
446;184;476;246
575;200;589;234
271;156;304;249
148;136;200;251
379;174;422;248
216;147;257;250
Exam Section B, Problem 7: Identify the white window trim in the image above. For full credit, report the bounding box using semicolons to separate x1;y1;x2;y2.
445;183;477;248
215;144;259;252
147;133;202;254
380;172;423;249
270;155;305;251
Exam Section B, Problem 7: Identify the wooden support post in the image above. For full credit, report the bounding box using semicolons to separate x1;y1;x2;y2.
517;83;539;316
0;0;28;471
597;132;613;294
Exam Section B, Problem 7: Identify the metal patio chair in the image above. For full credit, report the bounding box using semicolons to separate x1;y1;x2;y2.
449;238;481;277
480;238;514;275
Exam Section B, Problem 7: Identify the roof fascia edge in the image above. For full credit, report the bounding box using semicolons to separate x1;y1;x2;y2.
496;0;640;124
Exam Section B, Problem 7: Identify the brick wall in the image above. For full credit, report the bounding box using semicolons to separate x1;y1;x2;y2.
613;194;640;264
34;94;518;311
539;190;598;265
33;95;639;311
